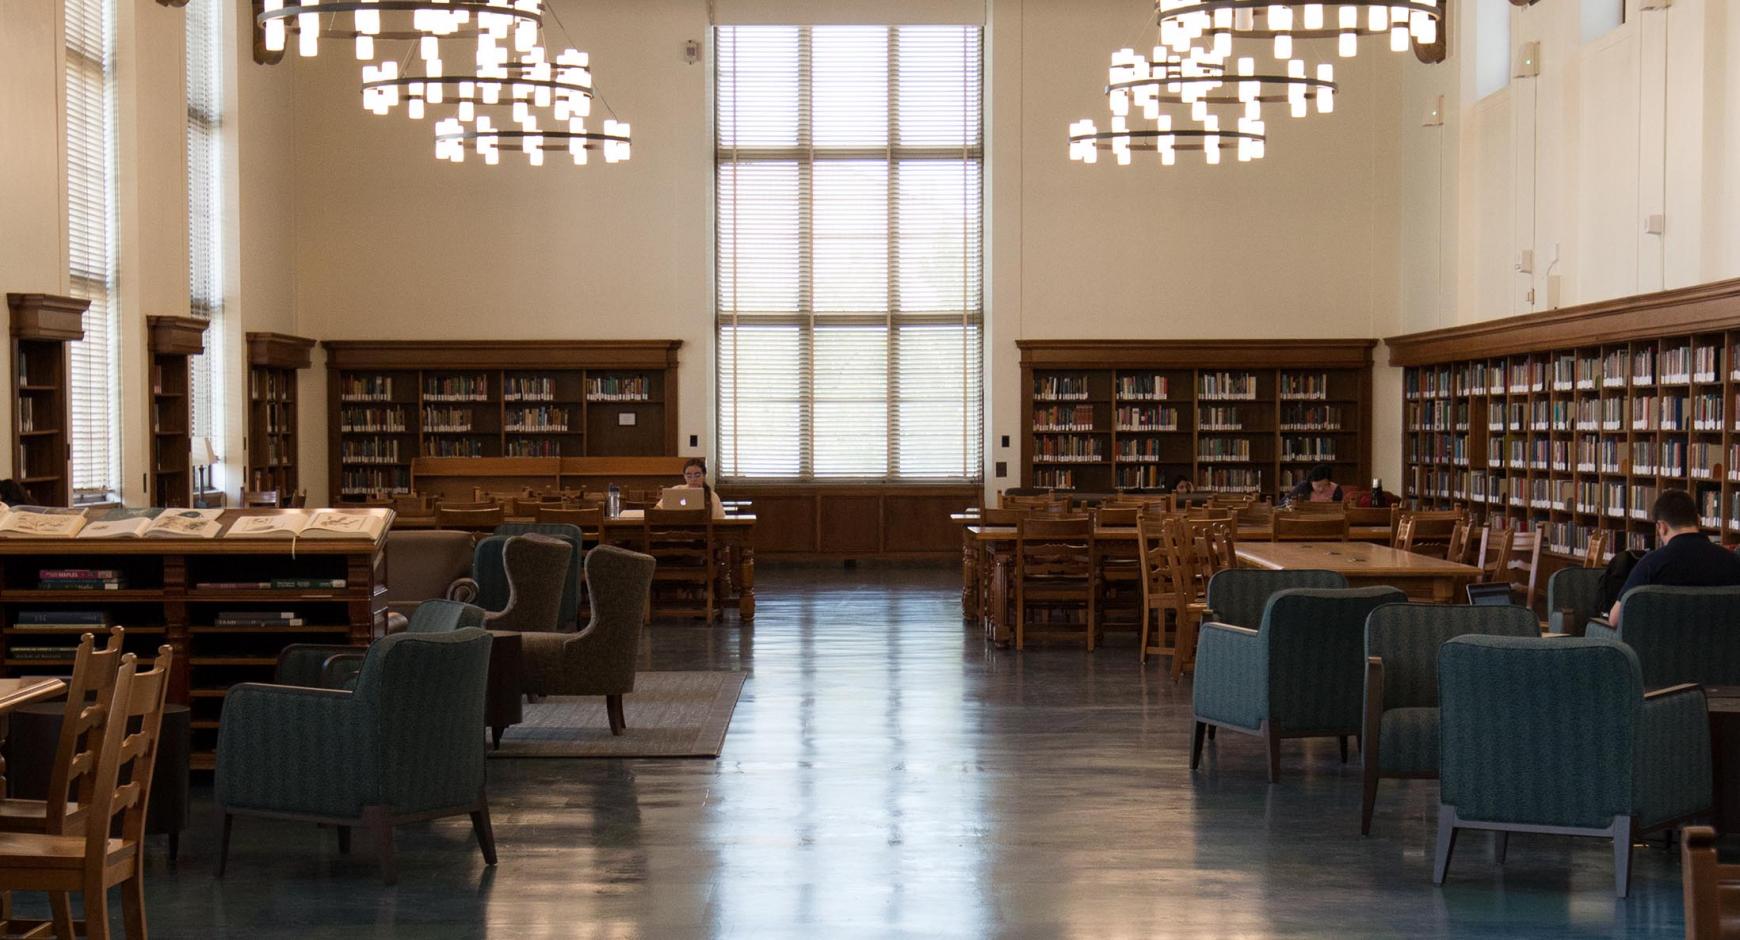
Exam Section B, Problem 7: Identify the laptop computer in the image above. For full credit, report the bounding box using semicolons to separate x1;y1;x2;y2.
655;486;702;511
1464;581;1515;606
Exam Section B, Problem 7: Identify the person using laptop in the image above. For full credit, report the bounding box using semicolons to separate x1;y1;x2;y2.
1286;464;1343;505
658;457;725;517
1607;489;1740;624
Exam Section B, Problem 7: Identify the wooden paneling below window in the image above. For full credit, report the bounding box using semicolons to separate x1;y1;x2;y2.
717;484;979;558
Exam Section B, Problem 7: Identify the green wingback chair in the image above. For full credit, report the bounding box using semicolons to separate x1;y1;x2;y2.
1190;586;1405;783
520;544;657;736
1359;602;1539;835
1203;568;1348;627
1585;585;1740;688
1545;567;1605;636
481;523;586;627
215;628;496;885
449;533;574;633
1434;635;1711;898
273;599;484;690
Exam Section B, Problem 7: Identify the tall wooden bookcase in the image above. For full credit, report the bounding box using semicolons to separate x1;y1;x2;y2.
245;332;315;496
1389;277;1740;562
146;316;208;509
322;340;682;502
1016;340;1375;497
7;294;85;506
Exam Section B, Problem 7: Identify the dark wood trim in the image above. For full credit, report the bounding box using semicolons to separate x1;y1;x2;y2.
715;482;979;558
7;293;88;342
147;315;209;357
321;339;682;370
1384;277;1740;365
1016;339;1376;370
246;332;316;370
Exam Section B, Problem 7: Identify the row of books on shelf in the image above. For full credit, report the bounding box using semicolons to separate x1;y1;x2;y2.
423;375;490;401
340;468;410;496
1408;348;1740;399
1199;372;1258;401
339;406;409;433
249;370;294;402
1116;405;1180;430
213;611;310;627
1034;405;1095;431
340;375;395;401
1281;404;1343;430
1280;438;1338;462
1116;375;1169;400
16;398;39;434
424;438;487;458
341;438;402;464
586;376;651;401
38;569;126;590
502;376;558;401
1031;467;1270;492
0;506;388;541
507;439;564;457
1034;376;1090;401
1199;406;1244;430
1032;437;1104;463
422;406;475;432
1277;373;1330;400
1197;439;1251;462
504;407;571;432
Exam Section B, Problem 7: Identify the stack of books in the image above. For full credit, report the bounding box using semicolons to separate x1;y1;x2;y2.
37;568;126;591
196;578;347;591
214;611;306;628
12;610;108;632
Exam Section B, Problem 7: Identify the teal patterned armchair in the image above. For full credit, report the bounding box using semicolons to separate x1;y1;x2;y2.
1585;585;1740;688
1434;635;1710;898
1360;602;1539;835
1203;568;1348;627
449;533;573;632
1545;567;1605;636
485;523;585;626
216;628;496;885
1190;586;1405;783
273;599;483;690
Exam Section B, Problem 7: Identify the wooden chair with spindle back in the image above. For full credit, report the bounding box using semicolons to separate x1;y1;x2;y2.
643;508;718;624
1446;519;1474;567
1680;826;1740;939
1272;511;1349;542
1345;505;1400;543
241;490;280;508
1502;522;1546;609
1014;516;1096;651
1285;498;1346;514
1584;528;1613;568
976;507;1029;642
1161;515;1214;677
1136;514;1192;675
537;505;605;542
511;497;546;516
0;628;127;837
436;505;506;532
390;494;428;516
1185;507;1236;524
1475;523;1517;584
1394;510;1464;558
1091;507;1143;638
1003;493;1068;513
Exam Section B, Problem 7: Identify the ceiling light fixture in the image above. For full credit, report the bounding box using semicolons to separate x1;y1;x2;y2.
256;0;542;61
1155;0;1443;60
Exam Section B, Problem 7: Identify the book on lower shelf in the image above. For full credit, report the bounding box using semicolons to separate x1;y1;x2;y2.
213;612;305;627
37;569;126;590
11;610;110;632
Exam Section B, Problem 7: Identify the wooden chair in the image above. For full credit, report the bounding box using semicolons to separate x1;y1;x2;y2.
1161;516;1214;676
1285;499;1346;514
643;508;717;624
241;490;280;508
1193;519;1238;571
1185;506;1235;523
1394;510;1463;558
1207;493;1256;512
1272;511;1349;541
1475;524;1517;584
1501;522;1545;609
1091;508;1143;640
1345;505;1399;543
1002;493;1068;513
390;494;428;516
1136;515;1196;676
1682;826;1740;939
1014;516;1096;651
0;629;127;837
537;505;604;543
1445;519;1474;567
1106;493;1174;513
0;646;172;940
1584;528;1613;568
286;489;309;509
510;497;546;516
436;505;506;531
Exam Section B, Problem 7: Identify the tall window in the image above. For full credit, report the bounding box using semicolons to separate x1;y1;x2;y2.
65;0;120;502
1475;0;1511;99
715;25;983;482
186;0;225;481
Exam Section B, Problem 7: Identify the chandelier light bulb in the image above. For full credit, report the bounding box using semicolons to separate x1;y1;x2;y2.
459;100;475;121
409;97;426;119
1318;63;1335;112
1303;3;1324;29
355;35;373;60
1367;5;1385;30
298;13;318;56
1274;32;1291;60
1390;24;1409;51
1339;30;1357;57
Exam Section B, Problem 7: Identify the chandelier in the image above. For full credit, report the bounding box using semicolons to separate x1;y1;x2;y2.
1069;114;1266;166
1155;0;1442;60
257;0;543;61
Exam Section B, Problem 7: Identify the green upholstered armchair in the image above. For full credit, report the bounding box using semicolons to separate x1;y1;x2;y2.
215;628;496;885
1585;585;1740;688
274;599;484;691
1359;602;1538;835
482;523;586;627
1203;568;1348;627
1190;586;1405;783
1545;567;1605;636
448;533;573;633
1434;635;1711;898
520;544;657;735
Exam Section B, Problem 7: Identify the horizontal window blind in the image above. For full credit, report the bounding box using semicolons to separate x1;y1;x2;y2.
716;25;983;482
187;0;224;466
65;0;120;501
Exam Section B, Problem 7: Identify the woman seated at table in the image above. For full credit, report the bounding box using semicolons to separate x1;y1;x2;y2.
657;457;726;517
1287;464;1343;504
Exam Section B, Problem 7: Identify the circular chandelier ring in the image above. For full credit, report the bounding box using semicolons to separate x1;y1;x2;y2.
362;75;595;98
1159;0;1441;21
1069;128;1264;152
257;1;543;28
435;128;631;150
1106;74;1335;95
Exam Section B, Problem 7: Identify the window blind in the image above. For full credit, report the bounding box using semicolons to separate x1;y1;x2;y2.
715;25;983;482
65;0;120;501
186;0;224;472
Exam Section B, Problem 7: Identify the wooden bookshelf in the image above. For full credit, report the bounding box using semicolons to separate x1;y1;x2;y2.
323;340;681;502
1016;340;1375;498
0;507;389;768
245;333;315;496
1388;277;1740;562
8;294;86;507
146;316;207;509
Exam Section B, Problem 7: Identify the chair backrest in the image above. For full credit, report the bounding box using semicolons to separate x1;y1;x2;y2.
242;489;280;508
536;505;604;537
1260;587;1409;731
82;645;173;861
1345;505;1398;532
510;497;545;516
1272;512;1349;542
48;628;127;830
642;507;714;553
1185;506;1236;523
1547;567;1606;637
1475;524;1516;580
1395;510;1462;557
391;493;428;515
1106;493;1175;513
1285;499;1345;515
1503;523;1545;608
1204;568;1348;628
1188;518;1236;572
287;489;309;508
1437;635;1640;827
406;598;486;633
978;507;1027;527
352;628;492;812
1095;506;1140;528
1584;528;1613;568
383;529;476;613
478;534;573;631
1445;519;1473;566
571;545;658;689
1015;516;1094;583
493;522;585;624
1613;585;1740;687
436;505;505;530
1363;602;1541;710
1681;826;1740;939
1003;493;1067;512
1135;515;1182;611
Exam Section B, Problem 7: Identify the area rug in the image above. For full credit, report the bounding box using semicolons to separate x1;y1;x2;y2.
488;671;747;759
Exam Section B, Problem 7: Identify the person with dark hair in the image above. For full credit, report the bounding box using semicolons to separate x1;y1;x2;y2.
1608;489;1740;623
674;456;725;517
1286;464;1342;504
1169;475;1194;494
0;479;29;505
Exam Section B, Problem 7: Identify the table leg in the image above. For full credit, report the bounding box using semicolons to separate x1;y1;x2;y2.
737;547;756;621
961;530;979;620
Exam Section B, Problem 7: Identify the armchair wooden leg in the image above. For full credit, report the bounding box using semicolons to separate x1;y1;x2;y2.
1262;721;1280;784
363;806;399;886
1432;804;1457;885
606;694;626;736
216;812;233;878
471;803;499;866
1360;763;1380;836
48;892;74;940
491;726;505;750
84;873;110;940
337;825;352;855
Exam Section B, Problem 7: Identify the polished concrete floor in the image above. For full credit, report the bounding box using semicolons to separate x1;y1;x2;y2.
49;564;1690;937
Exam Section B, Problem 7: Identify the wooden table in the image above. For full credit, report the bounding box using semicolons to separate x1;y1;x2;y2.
1234;542;1481;603
0;678;67;796
395;513;760;621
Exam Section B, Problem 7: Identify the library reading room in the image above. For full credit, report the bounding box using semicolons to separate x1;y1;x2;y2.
4;0;1740;936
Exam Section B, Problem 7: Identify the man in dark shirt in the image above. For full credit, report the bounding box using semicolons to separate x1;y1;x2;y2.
1609;489;1740;623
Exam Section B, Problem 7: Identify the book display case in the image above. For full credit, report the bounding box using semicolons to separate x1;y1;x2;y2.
323;340;681;502
8;294;85;506
0;508;389;768
147;316;208;509
1017;340;1375;498
245;333;316;495
1388;278;1740;562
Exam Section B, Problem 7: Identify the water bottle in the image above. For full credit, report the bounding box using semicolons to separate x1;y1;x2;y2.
1370;478;1386;508
606;483;621;518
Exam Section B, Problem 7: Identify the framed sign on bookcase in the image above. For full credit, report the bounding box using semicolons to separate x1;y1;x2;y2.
322;340;682;502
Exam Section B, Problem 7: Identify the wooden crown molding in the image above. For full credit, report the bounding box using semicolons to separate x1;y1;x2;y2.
246;332;317;370
1384;277;1740;366
7;293;88;342
146;315;210;357
320;339;684;370
1015;338;1377;370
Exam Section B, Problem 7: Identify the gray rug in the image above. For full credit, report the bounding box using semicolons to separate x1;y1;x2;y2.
488;671;747;759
